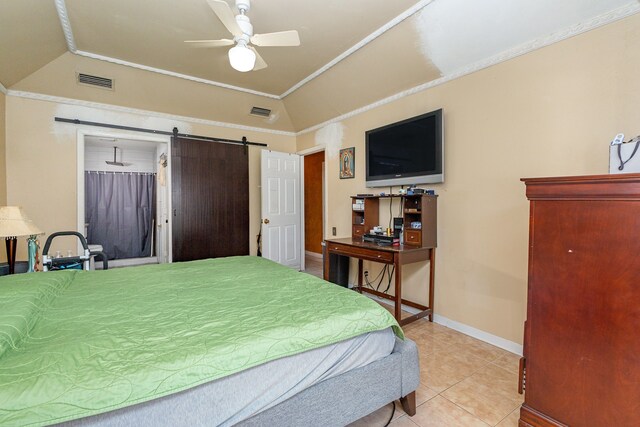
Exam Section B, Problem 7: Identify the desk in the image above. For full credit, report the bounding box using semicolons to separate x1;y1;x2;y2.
323;237;435;326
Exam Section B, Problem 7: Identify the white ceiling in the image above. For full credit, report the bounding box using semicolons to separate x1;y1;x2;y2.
1;0;638;131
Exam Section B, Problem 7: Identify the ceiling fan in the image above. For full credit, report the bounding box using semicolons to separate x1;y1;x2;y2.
186;0;301;72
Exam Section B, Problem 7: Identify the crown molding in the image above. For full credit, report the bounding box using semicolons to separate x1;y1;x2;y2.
278;0;433;98
53;0;435;100
6;90;296;137
0;81;7;94
296;1;640;135
54;0;77;53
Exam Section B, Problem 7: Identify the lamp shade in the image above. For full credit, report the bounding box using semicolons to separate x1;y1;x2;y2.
0;206;44;238
228;44;256;72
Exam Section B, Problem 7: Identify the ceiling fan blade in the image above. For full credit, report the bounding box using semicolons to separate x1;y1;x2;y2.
251;30;300;47
206;0;242;37
184;39;235;47
250;46;268;70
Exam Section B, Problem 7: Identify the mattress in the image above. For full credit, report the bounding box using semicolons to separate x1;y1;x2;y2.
0;256;402;426
63;327;396;426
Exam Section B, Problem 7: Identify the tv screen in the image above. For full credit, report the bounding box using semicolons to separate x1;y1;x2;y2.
365;109;443;187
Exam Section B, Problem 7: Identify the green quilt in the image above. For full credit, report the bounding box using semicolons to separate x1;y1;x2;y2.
0;256;401;426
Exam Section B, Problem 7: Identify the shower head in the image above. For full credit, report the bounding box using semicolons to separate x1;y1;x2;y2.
105;147;130;167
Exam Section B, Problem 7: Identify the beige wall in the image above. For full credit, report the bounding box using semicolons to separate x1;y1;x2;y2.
0;91;5;263
297;15;640;345
5;95;296;260
0;91;6;206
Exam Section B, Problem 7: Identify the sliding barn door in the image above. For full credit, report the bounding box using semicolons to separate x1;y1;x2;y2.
171;137;248;262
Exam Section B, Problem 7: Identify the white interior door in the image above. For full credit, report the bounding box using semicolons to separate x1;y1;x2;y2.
261;150;301;270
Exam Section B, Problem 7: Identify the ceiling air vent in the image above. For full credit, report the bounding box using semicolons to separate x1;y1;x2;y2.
250;106;271;118
77;73;114;90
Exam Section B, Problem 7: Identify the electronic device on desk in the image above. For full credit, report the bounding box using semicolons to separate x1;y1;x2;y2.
363;233;400;246
393;217;403;237
406;187;436;196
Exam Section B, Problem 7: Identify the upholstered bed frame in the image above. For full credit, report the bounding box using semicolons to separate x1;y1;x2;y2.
63;338;419;427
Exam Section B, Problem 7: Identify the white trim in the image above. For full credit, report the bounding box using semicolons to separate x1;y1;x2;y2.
54;0;77;53
51;0;639;105
432;314;523;356
300;157;305;272
279;0;434;98
101;257;158;269
74;50;280;99
0;81;6;94
363;293;523;356
77;129;173;263
296;1;640;135
49;0;640;127
6;90;296;137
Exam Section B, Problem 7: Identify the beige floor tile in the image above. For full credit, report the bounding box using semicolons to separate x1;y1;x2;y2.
441;364;523;425
347;403;394;427
408;330;452;356
495;407;521;427
419;347;489;393
411;396;490;427
396;384;439;417
448;336;508;363
392;415;420;426
491;352;521;375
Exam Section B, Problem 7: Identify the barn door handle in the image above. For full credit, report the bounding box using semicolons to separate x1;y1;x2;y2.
173;209;177;217
263;218;270;224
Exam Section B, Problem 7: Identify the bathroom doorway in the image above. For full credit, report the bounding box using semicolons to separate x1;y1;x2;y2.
78;132;171;267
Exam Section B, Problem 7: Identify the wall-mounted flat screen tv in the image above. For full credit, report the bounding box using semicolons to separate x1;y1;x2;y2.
365;109;443;187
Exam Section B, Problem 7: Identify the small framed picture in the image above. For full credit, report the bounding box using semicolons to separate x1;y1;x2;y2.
340;147;355;179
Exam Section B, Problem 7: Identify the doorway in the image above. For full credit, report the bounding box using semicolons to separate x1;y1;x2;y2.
302;148;325;278
77;131;171;267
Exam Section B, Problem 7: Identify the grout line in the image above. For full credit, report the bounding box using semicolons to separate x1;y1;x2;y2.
437;394;492;426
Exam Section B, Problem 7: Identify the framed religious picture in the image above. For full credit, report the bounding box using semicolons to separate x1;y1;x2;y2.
340;147;355;179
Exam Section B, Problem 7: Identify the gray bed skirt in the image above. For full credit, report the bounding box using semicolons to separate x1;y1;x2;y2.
60;338;419;427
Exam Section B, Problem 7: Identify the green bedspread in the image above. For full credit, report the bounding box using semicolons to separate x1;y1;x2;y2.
0;256;401;426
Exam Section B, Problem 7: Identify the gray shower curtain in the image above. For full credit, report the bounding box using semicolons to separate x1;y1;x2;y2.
85;172;156;260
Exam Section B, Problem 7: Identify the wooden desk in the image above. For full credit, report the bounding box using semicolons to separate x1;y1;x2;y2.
323;237;435;326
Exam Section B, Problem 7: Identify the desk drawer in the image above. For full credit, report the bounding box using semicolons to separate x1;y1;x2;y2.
326;243;394;263
352;225;365;237
404;229;422;246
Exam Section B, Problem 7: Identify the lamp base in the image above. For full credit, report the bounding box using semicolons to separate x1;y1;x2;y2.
5;237;17;274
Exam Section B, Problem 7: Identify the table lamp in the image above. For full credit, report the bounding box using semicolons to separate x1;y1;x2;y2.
0;206;44;274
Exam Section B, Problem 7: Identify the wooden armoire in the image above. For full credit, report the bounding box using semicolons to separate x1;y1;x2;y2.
520;174;640;427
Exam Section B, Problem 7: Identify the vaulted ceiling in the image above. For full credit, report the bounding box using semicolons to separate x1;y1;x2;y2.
1;0;638;132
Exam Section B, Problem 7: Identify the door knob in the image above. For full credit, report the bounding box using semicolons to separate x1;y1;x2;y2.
264;218;270;224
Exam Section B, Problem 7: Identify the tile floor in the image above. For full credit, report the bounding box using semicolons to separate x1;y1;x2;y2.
303;255;523;427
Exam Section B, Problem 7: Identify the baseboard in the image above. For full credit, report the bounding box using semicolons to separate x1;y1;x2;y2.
305;251;323;259
362;291;523;356
97;256;158;269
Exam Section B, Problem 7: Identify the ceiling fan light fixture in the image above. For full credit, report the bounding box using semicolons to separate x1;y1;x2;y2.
228;43;256;72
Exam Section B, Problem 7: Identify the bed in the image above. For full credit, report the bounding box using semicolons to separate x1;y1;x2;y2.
0;256;419;426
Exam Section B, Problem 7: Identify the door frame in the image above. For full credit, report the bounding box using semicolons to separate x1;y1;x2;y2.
76;129;173;263
297;144;327;268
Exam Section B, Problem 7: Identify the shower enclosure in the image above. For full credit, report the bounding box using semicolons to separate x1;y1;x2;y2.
83;140;164;266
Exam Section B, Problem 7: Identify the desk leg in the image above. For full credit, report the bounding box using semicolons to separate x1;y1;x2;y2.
323;248;330;281
357;259;363;293
428;248;436;322
394;255;402;322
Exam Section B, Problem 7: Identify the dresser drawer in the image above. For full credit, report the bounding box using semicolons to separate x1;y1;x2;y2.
326;242;394;263
352;225;365;237
404;229;422;246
